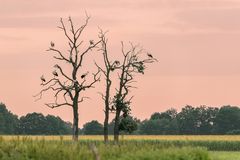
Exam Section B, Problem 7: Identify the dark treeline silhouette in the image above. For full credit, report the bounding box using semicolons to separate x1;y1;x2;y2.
1;102;240;135
81;105;240;135
0;103;72;135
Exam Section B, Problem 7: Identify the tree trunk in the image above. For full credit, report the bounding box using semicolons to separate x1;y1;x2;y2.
103;77;111;143
72;100;79;141
104;109;109;143
114;109;121;143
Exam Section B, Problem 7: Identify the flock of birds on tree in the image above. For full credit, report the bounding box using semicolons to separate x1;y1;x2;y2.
41;71;89;83
40;41;156;83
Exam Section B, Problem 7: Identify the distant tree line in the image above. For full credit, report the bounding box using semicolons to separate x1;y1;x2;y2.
80;105;240;135
0;103;72;135
1;102;240;135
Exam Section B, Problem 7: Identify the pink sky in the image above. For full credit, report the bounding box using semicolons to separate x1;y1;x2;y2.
1;0;240;126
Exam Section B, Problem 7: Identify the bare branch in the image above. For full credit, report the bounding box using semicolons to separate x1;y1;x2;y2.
78;96;90;103
98;92;106;101
45;102;72;109
94;61;107;76
58;18;74;44
77;40;101;68
47;48;71;63
54;64;73;82
82;68;101;90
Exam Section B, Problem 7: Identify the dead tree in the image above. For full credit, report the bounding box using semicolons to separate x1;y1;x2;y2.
95;31;120;143
34;16;101;141
112;42;157;142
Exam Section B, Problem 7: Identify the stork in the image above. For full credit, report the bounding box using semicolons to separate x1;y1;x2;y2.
50;41;55;48
81;72;89;79
147;53;153;58
89;40;94;45
52;70;58;77
114;60;120;66
54;64;60;68
40;75;46;82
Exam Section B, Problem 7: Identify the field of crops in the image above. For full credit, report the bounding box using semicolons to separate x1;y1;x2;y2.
1;135;240;160
3;135;240;141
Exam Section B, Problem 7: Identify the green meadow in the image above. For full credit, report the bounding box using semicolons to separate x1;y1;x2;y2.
1;135;240;160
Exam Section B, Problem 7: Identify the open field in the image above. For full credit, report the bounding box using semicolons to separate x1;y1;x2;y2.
1;135;240;159
2;135;240;141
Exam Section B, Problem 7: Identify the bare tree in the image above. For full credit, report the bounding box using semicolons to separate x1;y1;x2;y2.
112;42;157;142
95;31;120;143
34;16;101;141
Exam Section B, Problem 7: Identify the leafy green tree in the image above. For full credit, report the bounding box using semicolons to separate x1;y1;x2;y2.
0;103;19;134
177;105;219;135
45;115;72;135
177;105;199;134
150;112;161;120
214;106;240;134
19;113;47;134
150;108;177;121
19;113;72;135
82;120;103;135
143;109;179;135
119;116;138;134
167;119;179;134
139;119;172;135
195;106;218;134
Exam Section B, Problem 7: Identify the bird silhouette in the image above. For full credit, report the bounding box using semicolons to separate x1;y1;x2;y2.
89;40;94;45
52;70;58;77
54;64;60;68
147;53;153;58
81;72;89;79
50;41;55;47
40;75;46;82
114;60;120;66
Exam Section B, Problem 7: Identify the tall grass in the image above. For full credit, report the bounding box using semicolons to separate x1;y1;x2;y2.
1;135;240;159
0;138;211;160
2;135;240;151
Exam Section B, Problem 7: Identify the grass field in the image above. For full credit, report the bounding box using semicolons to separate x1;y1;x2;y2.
210;151;240;160
1;135;240;160
2;135;240;141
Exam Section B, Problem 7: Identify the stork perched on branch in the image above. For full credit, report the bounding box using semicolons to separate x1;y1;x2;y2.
114;60;120;66
40;75;46;82
52;70;58;77
50;41;55;48
54;64;60;68
81;72;89;79
89;40;94;46
147;53;153;58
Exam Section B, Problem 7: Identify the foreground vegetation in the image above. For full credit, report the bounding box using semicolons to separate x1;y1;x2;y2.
210;151;240;160
3;135;240;142
1;136;240;159
0;138;210;160
3;102;240;136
